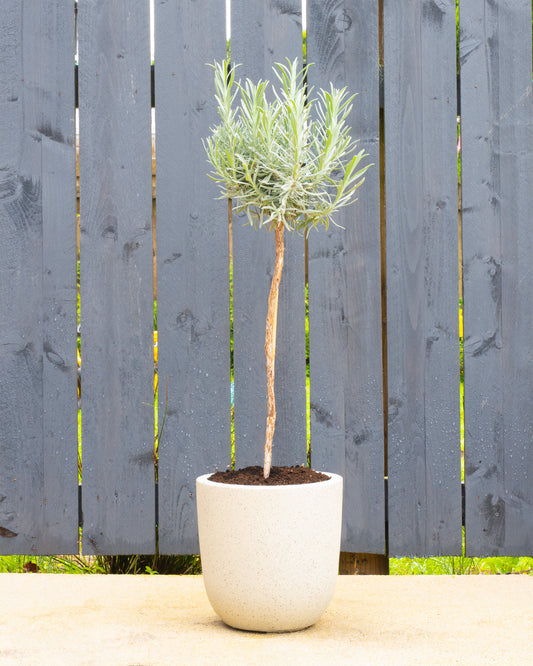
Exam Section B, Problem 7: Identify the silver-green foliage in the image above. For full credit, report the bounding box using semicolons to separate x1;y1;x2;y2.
203;59;371;234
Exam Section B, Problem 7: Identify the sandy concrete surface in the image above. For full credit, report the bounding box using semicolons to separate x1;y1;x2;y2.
1;574;532;665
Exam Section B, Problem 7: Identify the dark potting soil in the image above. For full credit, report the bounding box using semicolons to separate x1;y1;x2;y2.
209;465;329;486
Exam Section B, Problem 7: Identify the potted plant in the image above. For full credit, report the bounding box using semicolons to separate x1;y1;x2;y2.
197;59;370;632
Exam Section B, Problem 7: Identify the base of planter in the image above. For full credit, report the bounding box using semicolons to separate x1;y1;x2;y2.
196;470;343;632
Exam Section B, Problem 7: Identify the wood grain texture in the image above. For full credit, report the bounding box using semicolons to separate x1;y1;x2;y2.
460;0;533;556
307;0;385;554
3;0;533;560
230;0;307;469
0;1;78;555
384;0;462;556
155;0;230;554
78;0;155;554
339;552;390;575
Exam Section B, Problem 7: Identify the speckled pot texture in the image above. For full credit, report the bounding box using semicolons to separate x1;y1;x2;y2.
196;472;343;633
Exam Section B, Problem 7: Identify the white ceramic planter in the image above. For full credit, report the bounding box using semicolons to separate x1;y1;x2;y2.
196;471;343;632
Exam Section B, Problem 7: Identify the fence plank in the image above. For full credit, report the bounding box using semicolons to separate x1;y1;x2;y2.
461;0;533;556
230;0;308;470
156;0;230;554
307;0;385;554
0;1;78;555
384;0;462;556
78;0;155;554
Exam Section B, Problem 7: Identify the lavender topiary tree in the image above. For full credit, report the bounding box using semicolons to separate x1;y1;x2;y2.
204;59;370;478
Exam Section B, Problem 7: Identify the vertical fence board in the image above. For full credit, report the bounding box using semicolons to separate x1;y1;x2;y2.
0;1;78;555
78;0;155;554
461;0;533;556
384;0;462;556
230;0;307;470
307;0;385;553
41;2;79;555
156;0;230;554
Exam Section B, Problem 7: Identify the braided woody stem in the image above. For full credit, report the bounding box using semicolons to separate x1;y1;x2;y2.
263;223;285;479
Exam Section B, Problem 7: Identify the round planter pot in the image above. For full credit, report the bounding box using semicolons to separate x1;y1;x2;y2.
196;471;343;632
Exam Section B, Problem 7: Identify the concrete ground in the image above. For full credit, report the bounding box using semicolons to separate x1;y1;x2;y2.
1;574;532;665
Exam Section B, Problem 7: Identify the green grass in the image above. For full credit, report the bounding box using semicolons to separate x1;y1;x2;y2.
0;555;106;574
2;552;531;575
0;554;201;575
391;555;533;575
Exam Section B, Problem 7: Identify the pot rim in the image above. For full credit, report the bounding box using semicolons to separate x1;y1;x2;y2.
196;470;343;490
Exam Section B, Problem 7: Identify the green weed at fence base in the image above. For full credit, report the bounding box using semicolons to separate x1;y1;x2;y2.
390;556;533;576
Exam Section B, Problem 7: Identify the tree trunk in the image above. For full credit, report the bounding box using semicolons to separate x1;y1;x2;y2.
264;223;285;478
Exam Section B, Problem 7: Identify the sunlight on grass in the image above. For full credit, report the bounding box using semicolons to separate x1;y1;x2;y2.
1;552;531;575
390;555;533;575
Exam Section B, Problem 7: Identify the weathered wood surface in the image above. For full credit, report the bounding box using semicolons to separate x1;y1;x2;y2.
339;552;390;575
230;0;308;470
0;1;78;554
155;0;230;554
307;0;386;554
384;0;462;556
460;0;533;556
2;0;533;558
78;0;155;554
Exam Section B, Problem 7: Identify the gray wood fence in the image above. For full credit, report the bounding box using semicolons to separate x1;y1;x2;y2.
1;0;532;558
